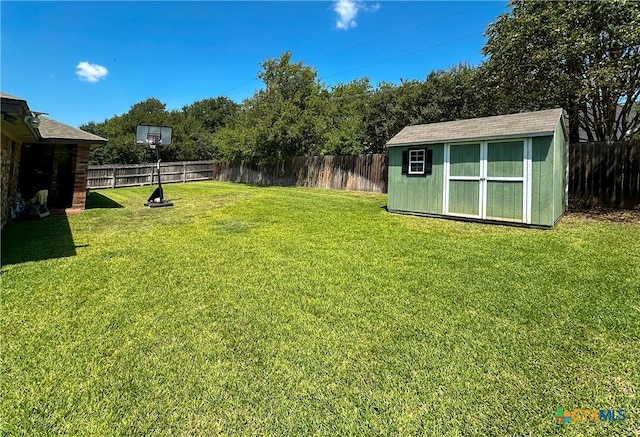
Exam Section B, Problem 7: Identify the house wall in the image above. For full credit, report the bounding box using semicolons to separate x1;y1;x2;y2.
1;131;22;226
71;144;90;209
387;144;445;215
6;141;91;219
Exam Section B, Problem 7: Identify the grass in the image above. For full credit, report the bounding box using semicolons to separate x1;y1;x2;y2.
1;181;639;436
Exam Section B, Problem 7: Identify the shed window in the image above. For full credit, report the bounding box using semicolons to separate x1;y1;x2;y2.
402;148;432;176
409;150;425;174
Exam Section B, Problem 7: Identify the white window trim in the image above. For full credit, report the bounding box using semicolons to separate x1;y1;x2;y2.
524;138;532;224
408;149;426;175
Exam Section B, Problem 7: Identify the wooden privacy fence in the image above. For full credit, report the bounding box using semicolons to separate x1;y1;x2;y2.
210;154;387;193
87;154;387;193
569;141;640;209
87;161;215;189
88;144;639;208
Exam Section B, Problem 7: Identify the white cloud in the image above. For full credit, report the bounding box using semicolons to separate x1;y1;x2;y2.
367;3;381;13
333;1;380;30
334;0;359;30
76;61;108;82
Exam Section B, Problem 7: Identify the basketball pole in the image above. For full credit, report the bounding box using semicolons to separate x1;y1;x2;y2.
146;139;173;207
153;137;164;202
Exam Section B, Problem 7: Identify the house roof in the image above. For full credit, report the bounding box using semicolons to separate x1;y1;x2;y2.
1;91;107;145
38;116;107;144
578;104;638;142
2;92;42;143
387;108;566;147
0;92;26;101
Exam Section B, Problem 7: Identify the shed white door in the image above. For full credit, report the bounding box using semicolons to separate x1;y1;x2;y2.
444;140;531;223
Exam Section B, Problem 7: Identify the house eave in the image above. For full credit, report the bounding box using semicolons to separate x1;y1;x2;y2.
1;96;43;142
40;138;107;147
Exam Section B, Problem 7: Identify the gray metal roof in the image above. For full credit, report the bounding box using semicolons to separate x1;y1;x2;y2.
38;116;107;144
387;108;566;147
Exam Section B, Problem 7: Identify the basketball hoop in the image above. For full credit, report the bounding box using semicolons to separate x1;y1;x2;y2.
136;125;174;208
146;134;161;149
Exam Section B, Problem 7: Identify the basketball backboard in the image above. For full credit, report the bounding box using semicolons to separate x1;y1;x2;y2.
135;125;173;148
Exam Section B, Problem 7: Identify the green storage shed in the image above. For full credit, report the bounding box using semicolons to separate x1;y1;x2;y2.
386;108;568;227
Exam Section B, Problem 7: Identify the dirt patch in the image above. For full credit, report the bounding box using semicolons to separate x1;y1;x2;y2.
565;207;640;224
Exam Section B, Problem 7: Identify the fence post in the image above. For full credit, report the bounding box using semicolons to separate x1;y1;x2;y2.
183;162;187;183
111;166;117;189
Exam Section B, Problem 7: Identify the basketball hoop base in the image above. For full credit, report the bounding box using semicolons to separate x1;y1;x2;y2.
144;201;174;208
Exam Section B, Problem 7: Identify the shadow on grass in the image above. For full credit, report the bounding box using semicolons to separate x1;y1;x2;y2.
86;191;124;209
1;214;77;266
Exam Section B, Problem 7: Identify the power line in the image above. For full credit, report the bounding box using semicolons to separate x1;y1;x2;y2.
221;3;492;97
324;31;481;80
222;77;258;95
308;2;490;63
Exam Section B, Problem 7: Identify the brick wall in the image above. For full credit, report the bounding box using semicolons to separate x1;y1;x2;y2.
1;132;22;226
71;145;90;209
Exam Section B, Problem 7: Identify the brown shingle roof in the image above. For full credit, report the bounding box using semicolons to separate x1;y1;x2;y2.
387;108;566;147
2;91;107;144
0;91;26;101
38;116;107;144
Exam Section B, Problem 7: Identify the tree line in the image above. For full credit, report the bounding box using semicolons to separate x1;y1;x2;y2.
83;0;640;165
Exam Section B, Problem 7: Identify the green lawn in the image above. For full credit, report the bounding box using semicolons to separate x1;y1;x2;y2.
1;182;638;436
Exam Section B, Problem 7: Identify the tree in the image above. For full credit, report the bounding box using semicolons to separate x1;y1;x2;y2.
482;0;640;142
85;97;237;164
360;82;401;153
634;102;640;140
181;97;239;133
164;111;219;162
84;98;172;164
322;78;371;155
213;52;329;160
361;64;490;152
255;52;327;158
81;121;111;165
98;98;170;164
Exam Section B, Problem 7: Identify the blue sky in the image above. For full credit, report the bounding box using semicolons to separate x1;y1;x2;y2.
1;1;508;127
